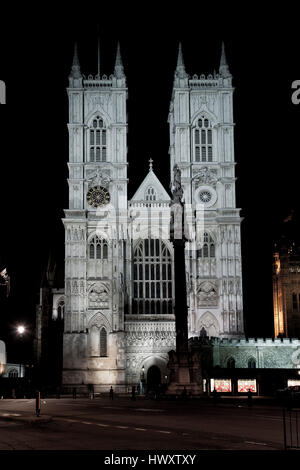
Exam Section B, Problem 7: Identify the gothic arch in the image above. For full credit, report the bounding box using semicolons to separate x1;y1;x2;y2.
196;230;217;251
137;354;169;380
197;311;220;337
226;356;236;368
191;109;218;127
132;238;174;315
132;235;174;256
88;311;111;332
145;185;157;201
199;228;217;242
247;357;257;368
85;110;111;128
87;231;109;244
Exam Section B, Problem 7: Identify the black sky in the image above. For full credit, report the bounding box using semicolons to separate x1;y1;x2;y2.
0;7;300;361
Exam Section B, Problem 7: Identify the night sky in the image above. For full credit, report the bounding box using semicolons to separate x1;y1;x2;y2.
0;8;300;362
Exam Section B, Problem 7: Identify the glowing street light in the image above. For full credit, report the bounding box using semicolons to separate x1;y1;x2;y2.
17;325;25;336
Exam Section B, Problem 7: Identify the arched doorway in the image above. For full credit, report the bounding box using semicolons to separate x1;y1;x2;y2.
147;365;161;391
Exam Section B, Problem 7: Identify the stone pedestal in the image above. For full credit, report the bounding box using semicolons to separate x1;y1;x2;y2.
165;350;202;396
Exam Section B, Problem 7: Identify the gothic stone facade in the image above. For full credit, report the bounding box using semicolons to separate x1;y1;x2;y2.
61;43;245;392
58;42;300;393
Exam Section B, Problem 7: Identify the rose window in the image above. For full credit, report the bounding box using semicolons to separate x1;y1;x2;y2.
199;190;212;203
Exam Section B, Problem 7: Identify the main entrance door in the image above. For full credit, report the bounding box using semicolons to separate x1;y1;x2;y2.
147;365;161;391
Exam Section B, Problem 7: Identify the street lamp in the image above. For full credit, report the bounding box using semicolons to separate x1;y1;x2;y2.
15;324;27;378
17;325;25;336
140;365;145;395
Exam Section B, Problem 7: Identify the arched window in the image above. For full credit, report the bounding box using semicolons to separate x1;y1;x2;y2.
89;116;107;162
133;239;173;315
248;358;256;369
89;236;108;260
100;327;107;357
8;369;18;378
227;357;235;369
197;232;215;259
57;299;65;320
194;115;213;162
145;186;157;201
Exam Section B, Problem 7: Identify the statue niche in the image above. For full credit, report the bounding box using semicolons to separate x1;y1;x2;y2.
197;281;218;307
88;282;109;308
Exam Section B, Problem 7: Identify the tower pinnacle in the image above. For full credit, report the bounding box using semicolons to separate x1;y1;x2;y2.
175;42;188;79
219;41;231;78
148;158;153;172
114;42;125;79
69;43;82;79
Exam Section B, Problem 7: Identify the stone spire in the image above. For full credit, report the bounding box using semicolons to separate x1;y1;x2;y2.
114;42;125;79
69;43;82;88
175;42;188;80
219;41;231;78
70;43;82;79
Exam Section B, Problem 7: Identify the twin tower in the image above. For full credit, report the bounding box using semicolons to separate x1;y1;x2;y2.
62;42;244;392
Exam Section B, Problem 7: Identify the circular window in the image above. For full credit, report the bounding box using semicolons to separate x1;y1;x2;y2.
195;185;218;207
199;190;212;203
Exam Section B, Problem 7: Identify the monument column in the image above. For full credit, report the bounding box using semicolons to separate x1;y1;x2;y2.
166;165;201;395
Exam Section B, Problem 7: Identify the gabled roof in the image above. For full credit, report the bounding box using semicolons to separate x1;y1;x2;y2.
130;169;171;202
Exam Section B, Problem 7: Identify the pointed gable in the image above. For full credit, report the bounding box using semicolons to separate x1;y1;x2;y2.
130;170;171;203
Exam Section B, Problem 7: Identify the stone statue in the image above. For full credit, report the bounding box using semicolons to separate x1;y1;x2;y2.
171;164;184;203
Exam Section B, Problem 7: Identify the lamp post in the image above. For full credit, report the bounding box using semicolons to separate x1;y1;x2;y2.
141;365;145;394
16;325;26;378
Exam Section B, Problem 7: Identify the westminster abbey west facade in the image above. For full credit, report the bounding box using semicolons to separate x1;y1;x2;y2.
58;41;245;393
35;42;300;395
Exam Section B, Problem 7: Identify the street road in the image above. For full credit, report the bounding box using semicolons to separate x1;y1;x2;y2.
0;396;292;451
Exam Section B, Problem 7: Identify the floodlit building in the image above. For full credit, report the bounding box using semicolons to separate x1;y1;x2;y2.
35;42;300;395
273;233;300;339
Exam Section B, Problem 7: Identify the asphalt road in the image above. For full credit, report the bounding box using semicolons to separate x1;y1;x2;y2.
0;396;294;451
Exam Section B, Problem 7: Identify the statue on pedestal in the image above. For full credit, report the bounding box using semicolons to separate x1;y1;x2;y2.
166;164;201;396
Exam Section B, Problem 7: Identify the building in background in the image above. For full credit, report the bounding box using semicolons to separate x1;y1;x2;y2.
273;223;300;339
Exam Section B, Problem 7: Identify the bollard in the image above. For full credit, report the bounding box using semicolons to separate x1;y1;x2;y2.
36;391;41;417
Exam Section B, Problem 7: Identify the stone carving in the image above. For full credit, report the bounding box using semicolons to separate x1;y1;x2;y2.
125;322;175;333
72;281;78;294
87;168;111;188
193;167;219;188
86;94;111;117
170;164;183;203
191;95;217;118
88;282;109;308
125;330;176;351
197;281;218;306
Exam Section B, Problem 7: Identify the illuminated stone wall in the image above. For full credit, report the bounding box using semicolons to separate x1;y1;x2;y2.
190;337;300;370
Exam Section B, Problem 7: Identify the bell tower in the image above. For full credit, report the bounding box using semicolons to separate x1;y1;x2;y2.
62;42;128;392
168;42;244;339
